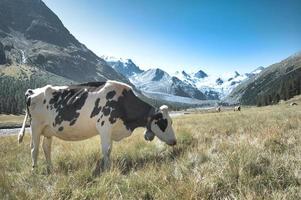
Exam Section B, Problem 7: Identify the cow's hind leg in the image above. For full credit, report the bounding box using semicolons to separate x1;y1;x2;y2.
30;122;43;170
95;122;112;175
42;136;53;173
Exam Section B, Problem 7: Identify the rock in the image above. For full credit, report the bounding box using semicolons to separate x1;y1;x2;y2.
0;42;6;64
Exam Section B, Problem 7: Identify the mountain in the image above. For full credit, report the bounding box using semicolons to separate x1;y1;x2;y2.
173;68;264;100
0;0;128;83
105;56;265;102
194;69;208;79
102;56;144;78
226;53;301;105
130;68;206;100
0;0;133;114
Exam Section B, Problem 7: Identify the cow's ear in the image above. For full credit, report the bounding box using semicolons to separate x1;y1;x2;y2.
144;129;155;141
159;105;168;113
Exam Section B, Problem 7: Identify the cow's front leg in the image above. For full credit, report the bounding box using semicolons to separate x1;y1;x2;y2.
96;122;112;174
30;122;42;170
101;131;112;171
42;136;53;173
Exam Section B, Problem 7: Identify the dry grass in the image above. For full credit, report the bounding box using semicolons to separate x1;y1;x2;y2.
0;114;25;128
1;98;301;199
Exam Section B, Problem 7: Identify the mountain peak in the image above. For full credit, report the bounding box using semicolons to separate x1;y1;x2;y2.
234;71;240;77
181;70;190;78
194;69;208;78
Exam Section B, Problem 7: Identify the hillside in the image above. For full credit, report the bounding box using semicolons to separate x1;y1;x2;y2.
0;64;76;113
0;0;132;114
226;52;301;105
1;99;300;199
0;0;128;83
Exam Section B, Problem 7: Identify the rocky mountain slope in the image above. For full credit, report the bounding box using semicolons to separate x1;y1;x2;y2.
173;67;264;100
105;56;264;101
130;68;206;100
226;52;301;105
0;0;133;114
0;0;128;83
102;56;143;78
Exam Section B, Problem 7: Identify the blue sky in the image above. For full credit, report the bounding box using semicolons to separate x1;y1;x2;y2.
43;0;301;75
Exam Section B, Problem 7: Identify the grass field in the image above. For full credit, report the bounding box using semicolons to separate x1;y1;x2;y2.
0;114;25;129
0;96;301;199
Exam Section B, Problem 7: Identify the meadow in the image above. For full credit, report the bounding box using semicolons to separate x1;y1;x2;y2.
0;96;300;199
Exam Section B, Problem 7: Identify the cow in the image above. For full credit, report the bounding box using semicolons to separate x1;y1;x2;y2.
18;80;177;173
290;102;298;106
216;106;221;112
234;106;241;111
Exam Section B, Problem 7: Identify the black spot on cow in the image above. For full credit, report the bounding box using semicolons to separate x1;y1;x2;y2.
46;105;49;110
151;113;168;132
75;82;107;92
101;121;105;126
97;119;100;122
77;82;106;88
106;91;116;100
49;87;88;127
101;114;103;118
155;118;168;132
90;98;102;118
58;127;64;131
52;122;55;127
26;97;31;107
27;90;33;95
100;88;155;131
102;105;111;116
43;99;46;104
152;113;163;120
70;119;76;126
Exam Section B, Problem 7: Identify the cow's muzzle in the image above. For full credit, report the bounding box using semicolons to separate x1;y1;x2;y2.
167;140;177;146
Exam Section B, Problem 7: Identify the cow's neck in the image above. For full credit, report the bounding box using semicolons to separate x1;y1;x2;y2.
126;106;156;131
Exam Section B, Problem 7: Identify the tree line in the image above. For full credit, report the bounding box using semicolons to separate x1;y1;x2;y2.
0;75;47;114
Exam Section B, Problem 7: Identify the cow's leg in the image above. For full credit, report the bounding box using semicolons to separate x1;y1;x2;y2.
30;122;42;170
42;136;52;173
96;123;112;173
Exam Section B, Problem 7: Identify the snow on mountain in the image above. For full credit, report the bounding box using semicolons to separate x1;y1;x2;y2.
245;66;265;78
173;68;264;99
103;55;264;102
102;56;143;78
130;68;206;100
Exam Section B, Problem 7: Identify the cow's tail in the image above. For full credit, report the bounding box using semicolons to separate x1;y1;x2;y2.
18;111;28;144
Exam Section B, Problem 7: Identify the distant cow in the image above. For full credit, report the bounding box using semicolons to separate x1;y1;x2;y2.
234;106;241;111
216;106;221;112
18;81;177;173
290;102;298;106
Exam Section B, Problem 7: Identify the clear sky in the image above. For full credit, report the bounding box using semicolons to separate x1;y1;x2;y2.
43;0;301;75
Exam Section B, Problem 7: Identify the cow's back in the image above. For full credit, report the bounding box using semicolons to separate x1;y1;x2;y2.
42;81;132;140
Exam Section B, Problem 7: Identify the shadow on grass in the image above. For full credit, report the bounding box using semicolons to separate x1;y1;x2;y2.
114;133;198;175
90;131;198;176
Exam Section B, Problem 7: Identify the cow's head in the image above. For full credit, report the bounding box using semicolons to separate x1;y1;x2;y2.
144;105;177;146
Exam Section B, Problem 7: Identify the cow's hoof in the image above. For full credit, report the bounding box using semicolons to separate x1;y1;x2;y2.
31;167;37;173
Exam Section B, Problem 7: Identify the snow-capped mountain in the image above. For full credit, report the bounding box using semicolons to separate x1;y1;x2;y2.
173;68;264;99
130;68;206;100
101;56;144;78
103;56;264;103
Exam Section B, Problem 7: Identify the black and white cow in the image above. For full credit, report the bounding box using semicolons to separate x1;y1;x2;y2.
234;106;241;111
18;80;176;173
